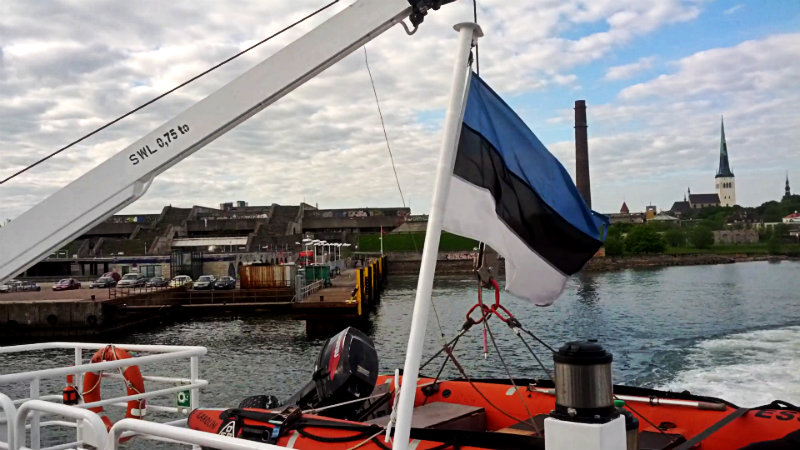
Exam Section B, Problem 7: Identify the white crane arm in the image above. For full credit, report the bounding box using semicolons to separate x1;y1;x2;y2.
0;0;439;282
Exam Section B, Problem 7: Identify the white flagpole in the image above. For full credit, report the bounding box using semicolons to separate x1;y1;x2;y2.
391;22;482;450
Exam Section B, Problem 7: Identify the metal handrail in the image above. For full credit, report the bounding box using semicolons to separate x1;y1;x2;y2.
1;342;206;450
300;279;324;299
15;400;108;450
0;393;17;450
0;343;206;384
108;419;289;450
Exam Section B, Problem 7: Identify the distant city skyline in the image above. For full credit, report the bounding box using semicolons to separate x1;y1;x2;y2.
1;1;798;221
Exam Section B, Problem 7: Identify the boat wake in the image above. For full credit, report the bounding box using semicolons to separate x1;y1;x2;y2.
659;325;800;407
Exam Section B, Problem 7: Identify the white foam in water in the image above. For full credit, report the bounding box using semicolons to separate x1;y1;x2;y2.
659;325;800;407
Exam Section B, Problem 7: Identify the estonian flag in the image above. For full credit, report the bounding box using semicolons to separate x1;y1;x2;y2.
443;73;609;306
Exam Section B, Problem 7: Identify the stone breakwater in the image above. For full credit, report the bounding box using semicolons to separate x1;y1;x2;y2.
384;251;792;275
585;254;787;272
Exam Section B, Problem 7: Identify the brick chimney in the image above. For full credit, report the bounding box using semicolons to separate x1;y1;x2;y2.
574;100;591;208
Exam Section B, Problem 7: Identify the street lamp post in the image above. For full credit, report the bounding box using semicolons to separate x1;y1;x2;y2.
311;240;320;264
341;243;351;267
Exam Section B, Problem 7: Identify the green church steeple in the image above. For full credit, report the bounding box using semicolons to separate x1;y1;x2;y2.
716;117;734;178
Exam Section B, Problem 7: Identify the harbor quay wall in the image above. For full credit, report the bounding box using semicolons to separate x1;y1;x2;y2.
0;288;188;340
583;253;784;271
0;300;104;329
385;252;476;275
384;252;786;275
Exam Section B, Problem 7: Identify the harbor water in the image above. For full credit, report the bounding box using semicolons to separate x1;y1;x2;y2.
2;260;800;445
148;260;800;408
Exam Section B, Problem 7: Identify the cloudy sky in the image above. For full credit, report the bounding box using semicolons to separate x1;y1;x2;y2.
1;0;799;223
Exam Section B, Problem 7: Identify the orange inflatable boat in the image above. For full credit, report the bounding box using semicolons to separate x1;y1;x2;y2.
188;328;800;450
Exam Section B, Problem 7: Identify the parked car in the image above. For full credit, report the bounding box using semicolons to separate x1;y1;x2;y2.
192;275;217;290
0;280;23;292
213;276;236;290
146;276;168;287
53;278;81;291
102;272;122;282
169;275;193;287
117;272;146;288
0;282;10;293
20;281;41;291
89;276;117;288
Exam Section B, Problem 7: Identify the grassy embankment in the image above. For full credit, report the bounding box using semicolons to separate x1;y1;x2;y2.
665;243;800;256
359;232;800;256
357;232;477;253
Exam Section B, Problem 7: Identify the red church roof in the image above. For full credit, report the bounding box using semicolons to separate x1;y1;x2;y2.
620;202;629;213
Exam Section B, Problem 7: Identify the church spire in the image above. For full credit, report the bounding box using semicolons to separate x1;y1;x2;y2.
716;116;734;178
786;171;792;199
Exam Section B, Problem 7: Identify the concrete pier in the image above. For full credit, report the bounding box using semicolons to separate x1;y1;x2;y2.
292;257;386;337
0;283;293;341
1;258;386;341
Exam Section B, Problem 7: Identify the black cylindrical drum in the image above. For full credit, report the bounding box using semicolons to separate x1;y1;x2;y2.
552;340;616;422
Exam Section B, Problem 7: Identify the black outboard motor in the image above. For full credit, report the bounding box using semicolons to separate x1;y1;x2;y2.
281;327;379;417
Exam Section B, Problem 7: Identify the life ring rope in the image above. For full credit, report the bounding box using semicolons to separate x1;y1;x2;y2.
79;345;147;440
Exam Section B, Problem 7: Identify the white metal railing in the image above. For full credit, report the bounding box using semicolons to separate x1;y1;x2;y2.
108;419;288;450
296;279;324;302
0;393;17;450
0;342;209;450
15;400;108;450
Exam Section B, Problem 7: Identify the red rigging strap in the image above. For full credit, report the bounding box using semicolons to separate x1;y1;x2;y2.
466;277;515;325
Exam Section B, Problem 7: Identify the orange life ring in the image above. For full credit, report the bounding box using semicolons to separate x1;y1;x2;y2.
82;345;146;436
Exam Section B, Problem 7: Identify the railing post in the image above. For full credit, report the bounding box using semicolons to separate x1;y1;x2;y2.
16;400;108;450
190;356;200;411
74;347;83;397
29;377;40;450
0;393;17;450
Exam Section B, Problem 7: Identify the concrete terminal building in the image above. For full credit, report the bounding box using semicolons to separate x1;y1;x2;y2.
23;201;410;280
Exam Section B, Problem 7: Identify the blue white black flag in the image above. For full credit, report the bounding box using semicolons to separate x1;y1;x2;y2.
443;72;609;306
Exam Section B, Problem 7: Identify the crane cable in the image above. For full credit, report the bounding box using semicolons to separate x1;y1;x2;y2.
0;0;341;185
363;46;450;343
362;47;406;208
473;0;480;76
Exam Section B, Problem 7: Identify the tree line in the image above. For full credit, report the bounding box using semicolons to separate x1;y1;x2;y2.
604;194;800;256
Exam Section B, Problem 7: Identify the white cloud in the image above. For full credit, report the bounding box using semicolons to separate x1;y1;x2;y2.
0;0;709;222
724;5;744;15
570;33;800;212
1;0;796;227
604;56;656;80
